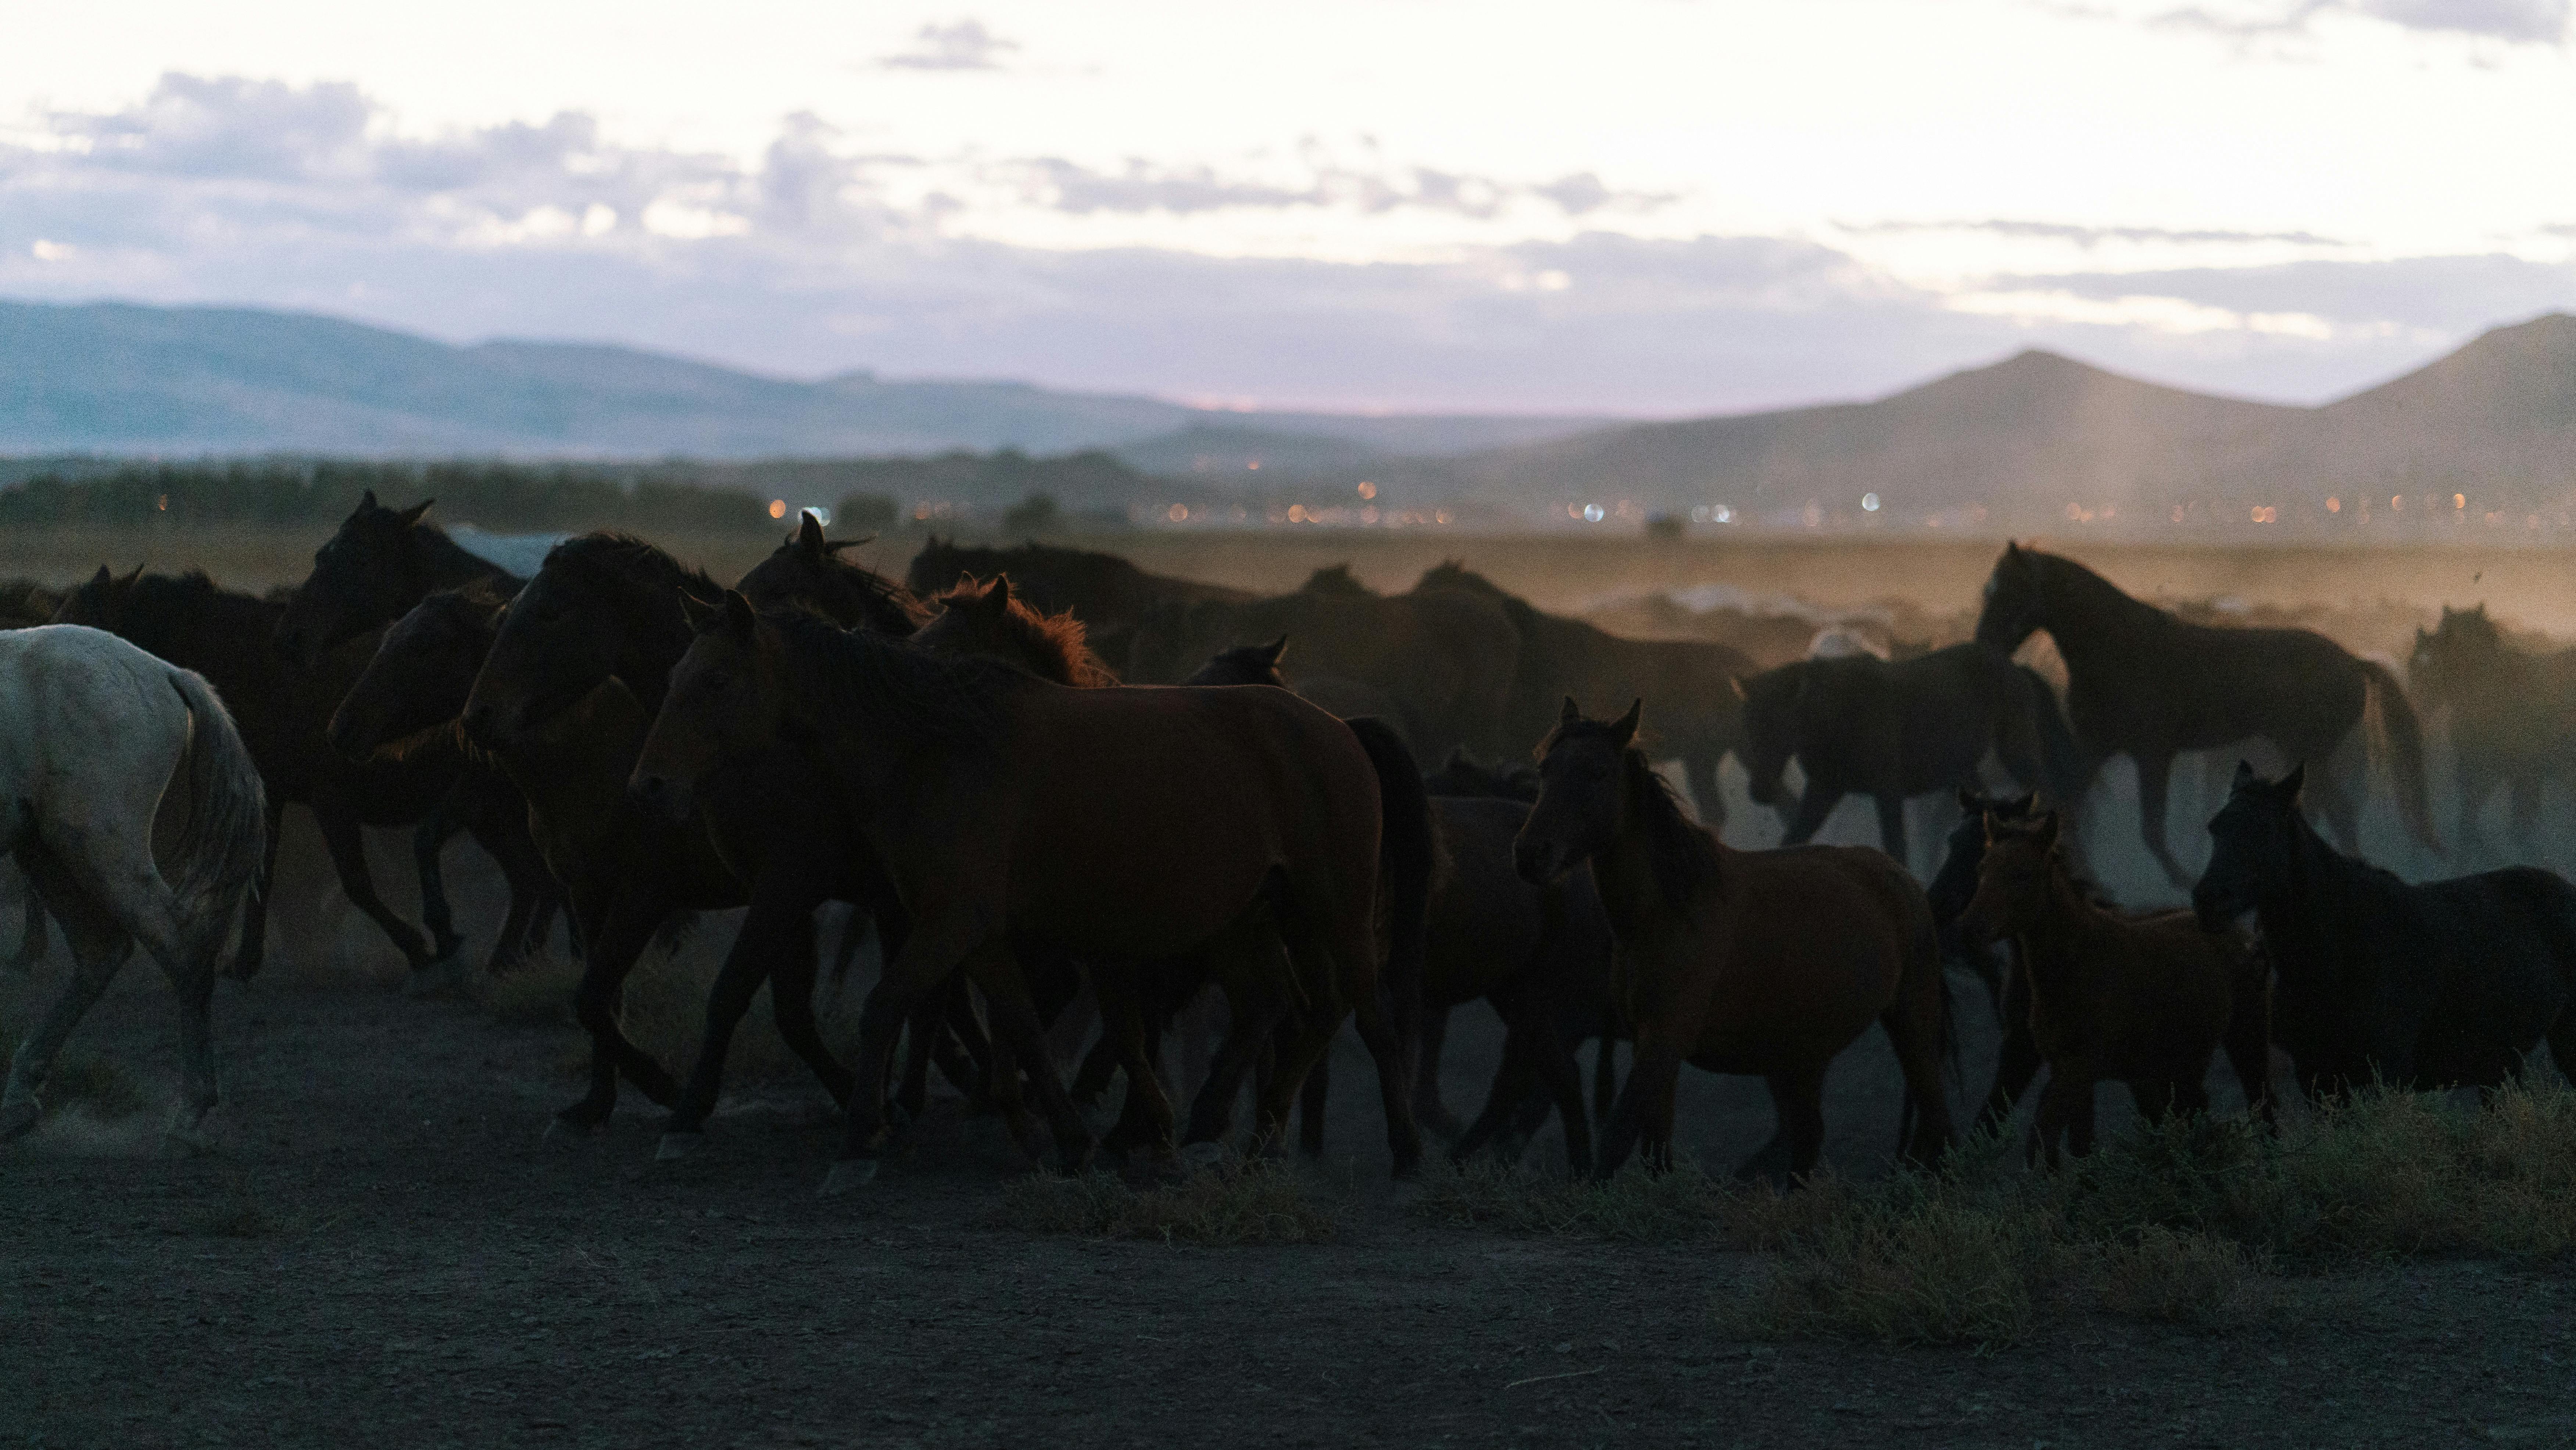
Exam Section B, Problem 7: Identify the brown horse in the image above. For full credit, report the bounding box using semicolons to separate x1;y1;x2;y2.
628;596;1423;1188
1414;562;1753;825
1514;698;1953;1179
56;567;558;986
2408;604;2576;865
1976;541;2437;887
1958;811;2272;1166
1127;584;1521;762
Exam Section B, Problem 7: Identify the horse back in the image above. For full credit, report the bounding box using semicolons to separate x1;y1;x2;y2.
1671;843;1928;1070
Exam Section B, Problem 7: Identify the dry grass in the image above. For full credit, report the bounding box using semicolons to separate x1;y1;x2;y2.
995;1160;1339;1245
1423;1084;2576;1347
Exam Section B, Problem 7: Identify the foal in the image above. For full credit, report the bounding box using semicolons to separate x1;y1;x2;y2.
1959;811;2272;1166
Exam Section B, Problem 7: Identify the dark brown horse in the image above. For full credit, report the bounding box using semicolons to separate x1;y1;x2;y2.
1127;583;1521;762
1515;699;1953;1179
1975;541;2437;887
2408;604;2576;865
56;568;558;986
1732;642;2085;871
453;521;941;1150
1414;562;1753;825
1958;810;2271;1166
905;536;1252;665
628;597;1423;1188
274;491;516;667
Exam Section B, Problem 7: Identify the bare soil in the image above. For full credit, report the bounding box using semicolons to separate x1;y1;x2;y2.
5;959;2570;1449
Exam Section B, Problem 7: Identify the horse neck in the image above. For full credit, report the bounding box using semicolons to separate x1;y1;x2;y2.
412;526;510;597
1589;769;1714;944
2257;814;2364;969
2031;557;2167;669
614;576;716;713
2012;864;2109;987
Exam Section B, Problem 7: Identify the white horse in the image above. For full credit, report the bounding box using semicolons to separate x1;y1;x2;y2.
0;625;266;1147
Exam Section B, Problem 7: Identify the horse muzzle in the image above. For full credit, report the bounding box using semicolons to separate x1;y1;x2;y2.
627;771;695;825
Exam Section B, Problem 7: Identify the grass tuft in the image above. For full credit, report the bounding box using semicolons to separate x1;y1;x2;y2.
995;1160;1337;1245
1421;1084;2576;1346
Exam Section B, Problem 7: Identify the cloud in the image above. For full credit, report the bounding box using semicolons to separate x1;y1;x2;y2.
2152;0;2569;43
996;156;1670;220
1845;218;2348;247
0;71;2554;414
877;19;1020;71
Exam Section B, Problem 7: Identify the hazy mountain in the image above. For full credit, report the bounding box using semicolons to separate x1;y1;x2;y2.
1349;315;2576;527
0;299;1602;460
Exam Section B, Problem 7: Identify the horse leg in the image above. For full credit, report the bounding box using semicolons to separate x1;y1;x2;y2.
0;859;135;1142
1760;1065;1829;1182
1977;948;2040;1132
2224;961;2276;1127
1450;1025;1538;1165
409;813;465;967
1598;1036;1684;1180
1872;794;1909;871
961;943;1095;1174
2030;1062;2091;1169
2305;756;2363;858
833;915;987;1186
1879;983;1956;1168
661;888;818;1152
464;810;554;975
223;795;287;982
311;801;436;981
1779;783;1843;848
556;900;680;1136
1312;911;1423;1179
1593;1033;1620;1135
1093;971;1178;1163
1517;997;1593;1175
2133;752;2192;891
1296;1043;1330;1156
1410;1005;1464;1140
1181;932;1296;1152
1683;751;1727;832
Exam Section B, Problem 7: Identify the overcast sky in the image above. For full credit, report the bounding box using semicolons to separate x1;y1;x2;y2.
4;0;2572;414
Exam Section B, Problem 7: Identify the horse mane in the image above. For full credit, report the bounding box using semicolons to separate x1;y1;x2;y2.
117;569;279;632
1414;559;1539;633
925;580;1118;688
543;532;726;607
1536;717;1717;909
2021;547;2172;632
2430;604;2505;656
767;608;1028;753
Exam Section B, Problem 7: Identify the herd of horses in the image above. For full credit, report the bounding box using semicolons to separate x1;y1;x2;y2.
7;506;2576;1194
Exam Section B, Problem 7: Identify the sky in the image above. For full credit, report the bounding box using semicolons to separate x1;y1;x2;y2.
4;0;2574;415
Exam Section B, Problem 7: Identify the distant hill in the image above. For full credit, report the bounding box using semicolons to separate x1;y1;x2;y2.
0;299;1604;460
1344;315;2576;530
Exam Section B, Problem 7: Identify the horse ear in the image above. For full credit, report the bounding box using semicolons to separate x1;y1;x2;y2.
2280;762;2307;802
679;591;723;633
1560;696;1582;730
722;589;756;638
1982;810;2003;844
2006;792;2035;817
981;574;1013;609
2232;759;2258;791
120;564;144;586
397;499;434;528
2036;812;2060;850
89;564;111;587
795;511;828;559
1260;634;1289;666
1611;698;1642;747
361;489;380;511
1729;675;1747;701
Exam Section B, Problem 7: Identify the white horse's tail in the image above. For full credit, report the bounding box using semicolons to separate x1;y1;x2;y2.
164;668;268;932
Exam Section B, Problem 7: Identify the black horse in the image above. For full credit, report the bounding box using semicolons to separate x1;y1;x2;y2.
1733;641;2085;872
1976;541;2437;888
2195;762;2576;1096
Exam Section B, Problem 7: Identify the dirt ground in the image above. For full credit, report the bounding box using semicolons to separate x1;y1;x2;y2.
5;945;2571;1450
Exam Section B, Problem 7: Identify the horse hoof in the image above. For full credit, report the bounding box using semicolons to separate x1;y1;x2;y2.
819;1158;879;1196
1179;1140;1227;1170
654;1132;702;1162
0;1098;39;1143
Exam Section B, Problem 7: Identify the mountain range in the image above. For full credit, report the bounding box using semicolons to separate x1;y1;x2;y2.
1346;314;2576;528
6;297;2573;532
0;300;1602;462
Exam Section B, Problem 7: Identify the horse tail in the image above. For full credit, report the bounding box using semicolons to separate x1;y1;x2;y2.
1893;897;1959;1164
2358;657;2442;856
1346;715;1438;1080
2017;664;2093;807
164;668;268;945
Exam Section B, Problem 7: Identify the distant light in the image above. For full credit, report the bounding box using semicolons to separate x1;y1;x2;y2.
2455;493;2467;510
1167;503;1188;522
804;506;832;527
2391;495;2404;511
1247;461;1262;471
1861;493;1880;512
1356;481;1377;500
2326;496;2340;514
1713;505;1733;524
1582;503;1606;523
768;499;786;519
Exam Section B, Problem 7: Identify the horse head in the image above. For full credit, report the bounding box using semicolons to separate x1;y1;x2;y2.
630;589;774;824
275;490;435;666
329;584;506;762
1955;810;2060;944
2193;760;2307;930
1515;697;1641;885
1728;663;1807;811
1973;539;2046;651
1183;635;1288;688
